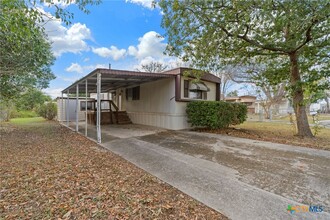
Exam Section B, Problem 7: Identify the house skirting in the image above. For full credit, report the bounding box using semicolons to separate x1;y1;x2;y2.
127;112;189;130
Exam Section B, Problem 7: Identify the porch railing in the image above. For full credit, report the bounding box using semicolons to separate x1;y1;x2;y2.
109;100;119;124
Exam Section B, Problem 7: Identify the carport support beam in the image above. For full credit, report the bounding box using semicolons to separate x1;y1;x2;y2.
66;90;69;127
96;73;102;143
76;84;79;132
85;80;88;136
61;92;64;122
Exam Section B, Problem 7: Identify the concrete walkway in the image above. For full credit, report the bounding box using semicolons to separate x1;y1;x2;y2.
100;130;330;220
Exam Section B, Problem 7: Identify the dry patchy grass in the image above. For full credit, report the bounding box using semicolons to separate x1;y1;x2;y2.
0;119;226;219
201;121;330;150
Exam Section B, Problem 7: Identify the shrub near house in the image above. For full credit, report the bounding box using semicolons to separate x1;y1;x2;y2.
186;101;247;129
37;102;57;120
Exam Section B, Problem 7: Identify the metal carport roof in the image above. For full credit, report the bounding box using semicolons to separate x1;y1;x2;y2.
62;68;176;94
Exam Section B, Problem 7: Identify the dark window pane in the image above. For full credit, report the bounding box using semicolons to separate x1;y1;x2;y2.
132;86;140;100
80;101;93;111
126;88;132;101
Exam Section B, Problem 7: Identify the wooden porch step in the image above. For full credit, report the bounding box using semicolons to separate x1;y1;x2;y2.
112;111;132;124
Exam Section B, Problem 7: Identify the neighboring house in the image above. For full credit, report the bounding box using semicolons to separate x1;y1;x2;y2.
254;98;328;116
254;98;292;115
59;67;221;130
274;99;293;114
310;100;328;113
254;98;294;115
225;95;256;114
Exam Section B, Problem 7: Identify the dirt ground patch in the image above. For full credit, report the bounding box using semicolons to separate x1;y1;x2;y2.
196;121;330;150
0;119;226;219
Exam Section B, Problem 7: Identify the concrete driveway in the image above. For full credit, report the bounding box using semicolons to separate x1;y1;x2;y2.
101;129;330;220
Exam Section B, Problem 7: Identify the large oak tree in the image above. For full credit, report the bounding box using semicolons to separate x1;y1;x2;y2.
160;0;330;137
0;0;101;82
0;0;101;120
0;0;55;102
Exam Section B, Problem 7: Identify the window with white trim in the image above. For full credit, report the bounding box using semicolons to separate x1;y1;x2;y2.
184;80;209;100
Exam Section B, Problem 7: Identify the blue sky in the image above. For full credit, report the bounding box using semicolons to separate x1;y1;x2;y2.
42;0;182;98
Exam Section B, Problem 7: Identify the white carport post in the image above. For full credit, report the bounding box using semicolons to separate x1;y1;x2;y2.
75;84;79;132
85;79;88;136
61;92;64;122
66;90;69;127
96;73;102;143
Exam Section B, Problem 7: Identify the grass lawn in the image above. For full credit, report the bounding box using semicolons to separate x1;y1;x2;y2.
0;119;226;219
10;117;45;124
10;110;39;119
273;113;330;124
203;120;330;150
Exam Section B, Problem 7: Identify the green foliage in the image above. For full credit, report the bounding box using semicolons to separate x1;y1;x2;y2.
227;90;238;97
37;102;57;120
0;0;101;101
186;101;247;129
0;0;55;101
312;114;323;137
15;89;52;111
160;0;329;67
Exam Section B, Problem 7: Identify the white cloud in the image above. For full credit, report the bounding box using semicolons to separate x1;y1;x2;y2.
126;0;155;9
65;63;84;74
132;56;156;70
133;56;190;71
43;88;64;99
126;31;190;71
43;13;92;57
84;64;108;71
128;31;166;59
58;76;80;83
139;56;158;65
91;31;166;61
65;63;108;74
92;46;126;60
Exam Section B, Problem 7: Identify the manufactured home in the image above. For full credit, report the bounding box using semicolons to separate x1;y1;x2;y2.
225;95;257;114
59;67;221;142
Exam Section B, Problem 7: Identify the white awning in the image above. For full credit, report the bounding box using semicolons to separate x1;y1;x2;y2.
189;82;210;92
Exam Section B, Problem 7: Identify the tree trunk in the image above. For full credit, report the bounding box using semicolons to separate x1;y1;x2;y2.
325;97;330;113
265;106;271;119
289;53;313;138
261;103;271;119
